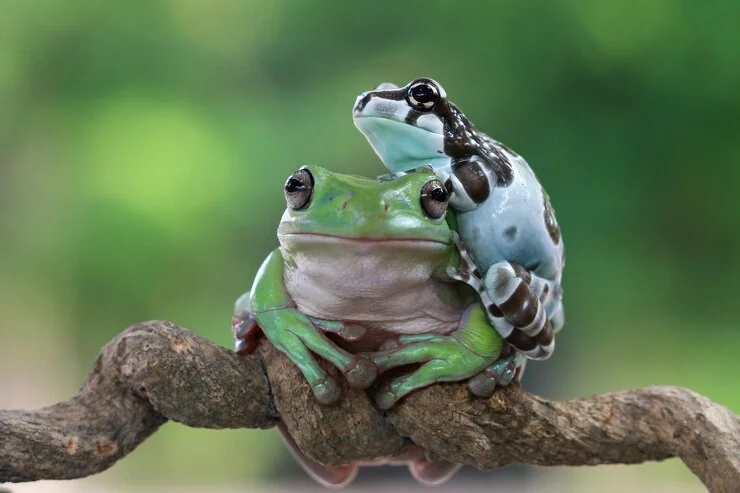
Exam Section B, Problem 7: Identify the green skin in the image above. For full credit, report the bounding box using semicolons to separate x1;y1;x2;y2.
234;166;520;409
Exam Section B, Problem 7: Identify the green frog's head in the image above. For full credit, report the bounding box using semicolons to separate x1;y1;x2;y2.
278;165;452;245
352;78;453;173
277;166;456;279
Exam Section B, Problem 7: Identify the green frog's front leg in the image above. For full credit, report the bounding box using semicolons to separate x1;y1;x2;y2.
246;250;378;405
371;304;504;410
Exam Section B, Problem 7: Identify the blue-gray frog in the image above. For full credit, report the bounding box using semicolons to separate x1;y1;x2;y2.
352;77;564;360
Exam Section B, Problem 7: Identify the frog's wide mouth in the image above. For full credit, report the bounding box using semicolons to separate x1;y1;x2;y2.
353;115;444;137
278;232;450;248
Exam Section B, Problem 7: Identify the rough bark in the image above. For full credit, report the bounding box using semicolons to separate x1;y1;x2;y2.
0;321;737;492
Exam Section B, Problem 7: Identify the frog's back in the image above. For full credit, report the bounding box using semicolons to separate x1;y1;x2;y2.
456;144;564;282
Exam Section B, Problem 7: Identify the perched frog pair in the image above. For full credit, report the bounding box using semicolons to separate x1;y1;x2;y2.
232;78;565;487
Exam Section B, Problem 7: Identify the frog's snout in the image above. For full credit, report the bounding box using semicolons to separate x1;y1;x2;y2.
353;82;400;114
353;92;372;113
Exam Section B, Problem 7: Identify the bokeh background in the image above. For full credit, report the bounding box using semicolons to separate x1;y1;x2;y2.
1;1;738;492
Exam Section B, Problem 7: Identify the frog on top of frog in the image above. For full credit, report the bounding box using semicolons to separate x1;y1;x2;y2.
232;77;565;488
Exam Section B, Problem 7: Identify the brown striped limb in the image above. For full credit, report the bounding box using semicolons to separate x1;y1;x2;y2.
0;321;738;492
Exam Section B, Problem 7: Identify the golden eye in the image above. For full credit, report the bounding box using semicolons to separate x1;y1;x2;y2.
420;179;449;219
284;168;314;210
407;79;441;111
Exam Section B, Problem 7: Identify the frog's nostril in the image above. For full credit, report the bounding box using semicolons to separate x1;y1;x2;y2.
342;200;348;210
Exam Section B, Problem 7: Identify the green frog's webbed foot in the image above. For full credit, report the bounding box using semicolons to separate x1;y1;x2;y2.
247;251;379;405
372;307;503;410
267;318;378;405
467;345;527;398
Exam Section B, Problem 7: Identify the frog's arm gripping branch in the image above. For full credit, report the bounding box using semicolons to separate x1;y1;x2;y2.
0;321;738;492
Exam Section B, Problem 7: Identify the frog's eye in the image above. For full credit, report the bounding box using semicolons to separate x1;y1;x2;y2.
407;80;441;111
284;168;314;210
420;179;449;219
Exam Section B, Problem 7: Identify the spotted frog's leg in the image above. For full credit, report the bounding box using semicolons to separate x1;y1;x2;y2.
371;304;503;410
247;250;377;404
447;233;556;360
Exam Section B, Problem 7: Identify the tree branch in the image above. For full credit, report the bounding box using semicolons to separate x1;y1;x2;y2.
0;321;737;492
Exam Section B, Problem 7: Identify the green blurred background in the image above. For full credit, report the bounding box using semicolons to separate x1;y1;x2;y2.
1;1;737;491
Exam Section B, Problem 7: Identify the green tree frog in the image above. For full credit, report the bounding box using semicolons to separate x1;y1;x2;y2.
233;165;524;487
353;78;565;360
233;165;522;407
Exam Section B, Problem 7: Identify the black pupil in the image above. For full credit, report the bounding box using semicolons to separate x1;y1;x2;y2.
411;84;436;103
285;177;305;193
430;186;448;202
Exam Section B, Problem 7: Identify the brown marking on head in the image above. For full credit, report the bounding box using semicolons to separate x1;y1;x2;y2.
437;102;514;186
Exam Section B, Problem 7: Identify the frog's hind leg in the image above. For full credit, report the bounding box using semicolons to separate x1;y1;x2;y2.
372;305;503;410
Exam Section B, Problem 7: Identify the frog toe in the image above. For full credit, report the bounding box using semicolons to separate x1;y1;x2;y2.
374;385;400;410
343;356;378;389
378;337;401;351
312;375;342;405
467;349;525;397
467;372;498;398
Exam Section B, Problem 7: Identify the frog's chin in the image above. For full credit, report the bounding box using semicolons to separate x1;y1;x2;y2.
353;116;448;173
279;232;452;299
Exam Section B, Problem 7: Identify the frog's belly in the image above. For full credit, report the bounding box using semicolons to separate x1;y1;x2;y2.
284;270;468;336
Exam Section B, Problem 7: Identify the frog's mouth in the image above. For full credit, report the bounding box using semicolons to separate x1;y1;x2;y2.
353;115;443;138
279;232;449;249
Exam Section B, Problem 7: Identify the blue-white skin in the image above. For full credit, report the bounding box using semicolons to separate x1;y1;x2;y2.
353;78;565;359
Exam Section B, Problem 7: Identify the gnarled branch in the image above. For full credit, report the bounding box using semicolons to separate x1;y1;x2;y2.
0;321;737;492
